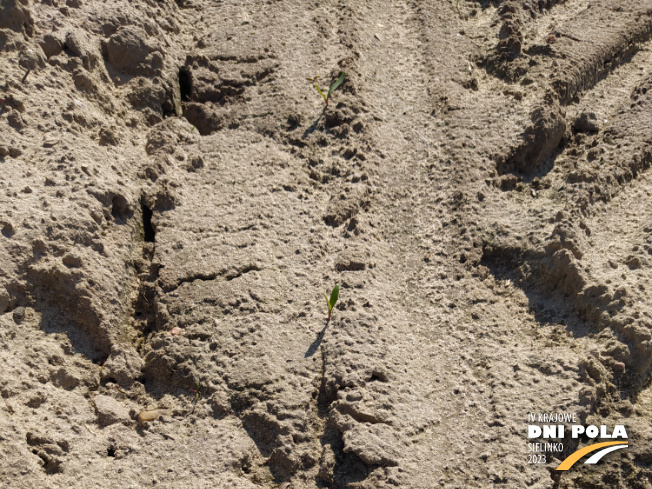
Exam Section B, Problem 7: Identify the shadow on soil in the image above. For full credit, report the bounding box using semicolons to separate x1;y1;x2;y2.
481;243;652;396
302;107;327;140
480;244;594;338
305;319;329;358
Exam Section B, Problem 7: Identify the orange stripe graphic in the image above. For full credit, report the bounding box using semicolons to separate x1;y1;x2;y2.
557;441;628;471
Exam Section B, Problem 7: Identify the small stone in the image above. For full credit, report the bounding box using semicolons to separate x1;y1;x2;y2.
613;362;626;373
335;251;366;272
33;239;47;255
94;395;131;426
573;111;599;133
62;253;82;268
625;255;642;269
106;27;152;74
40;33;63;58
63;31;87;58
51;367;80;390
19;48;46;71
12;306;25;324
138;409;163;423
101;347;143;387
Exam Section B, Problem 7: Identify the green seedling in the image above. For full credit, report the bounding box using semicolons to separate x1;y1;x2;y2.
323;284;340;321
190;381;201;403
187;379;203;416
307;72;346;106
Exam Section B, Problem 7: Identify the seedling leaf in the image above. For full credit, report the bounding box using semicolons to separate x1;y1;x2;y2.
323;284;340;321
327;72;346;101
314;84;328;104
308;72;346;106
329;284;339;309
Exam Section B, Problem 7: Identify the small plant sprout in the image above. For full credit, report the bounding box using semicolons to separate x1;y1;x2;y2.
323;284;340;321
190;380;202;403
307;72;346;106
188;379;203;416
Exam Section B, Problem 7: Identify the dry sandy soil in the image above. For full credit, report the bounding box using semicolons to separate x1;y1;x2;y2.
1;0;652;487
